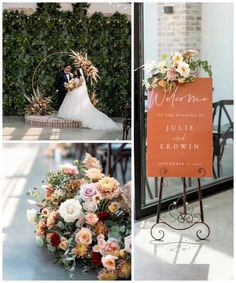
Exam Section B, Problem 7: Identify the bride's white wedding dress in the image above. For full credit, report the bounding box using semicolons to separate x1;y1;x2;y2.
58;70;120;130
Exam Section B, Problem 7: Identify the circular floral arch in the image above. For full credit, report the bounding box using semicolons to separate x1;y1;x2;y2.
32;50;99;93
25;50;99;115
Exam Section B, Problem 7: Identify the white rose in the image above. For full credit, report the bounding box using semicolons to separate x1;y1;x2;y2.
172;52;183;64
58;199;82;223
177;62;190;78
144;60;157;72
83;199;97;212
156;60;167;73
27;208;37;224
124;235;131;253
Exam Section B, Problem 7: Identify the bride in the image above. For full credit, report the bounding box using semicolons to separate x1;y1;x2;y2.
58;68;120;130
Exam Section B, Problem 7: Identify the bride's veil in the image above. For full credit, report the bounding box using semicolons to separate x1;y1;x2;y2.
79;67;90;97
79;68;86;84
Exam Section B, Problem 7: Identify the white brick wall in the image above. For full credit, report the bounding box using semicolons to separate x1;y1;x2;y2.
157;3;201;59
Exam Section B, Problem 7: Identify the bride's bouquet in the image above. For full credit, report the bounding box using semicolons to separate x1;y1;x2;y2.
64;78;84;91
26;153;131;280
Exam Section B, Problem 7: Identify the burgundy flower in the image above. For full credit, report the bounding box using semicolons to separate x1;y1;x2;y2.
50;233;60;247
97;212;112;221
92;252;102;266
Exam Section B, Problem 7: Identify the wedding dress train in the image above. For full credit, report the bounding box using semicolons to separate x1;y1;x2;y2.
58;70;120;130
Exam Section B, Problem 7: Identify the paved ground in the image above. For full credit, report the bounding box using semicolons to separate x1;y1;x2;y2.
3;116;130;141
2;143;131;280
134;189;233;280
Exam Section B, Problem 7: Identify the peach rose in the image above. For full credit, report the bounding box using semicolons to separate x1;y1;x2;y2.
75;227;92;245
85;168;104;180
108;202;120;213
83;153;102;169
101;255;118;270
85;213;99;226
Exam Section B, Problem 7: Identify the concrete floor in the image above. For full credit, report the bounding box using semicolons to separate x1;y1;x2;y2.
134;189;233;280
2;144;114;280
3;116;130;141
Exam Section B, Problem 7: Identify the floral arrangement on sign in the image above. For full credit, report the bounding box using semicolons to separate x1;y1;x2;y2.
64;78;84;91
26;153;131;280
144;49;212;93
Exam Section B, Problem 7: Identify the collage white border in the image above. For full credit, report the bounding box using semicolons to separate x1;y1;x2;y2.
0;1;235;283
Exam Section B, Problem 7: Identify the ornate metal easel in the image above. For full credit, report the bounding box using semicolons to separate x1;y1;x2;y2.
150;168;210;241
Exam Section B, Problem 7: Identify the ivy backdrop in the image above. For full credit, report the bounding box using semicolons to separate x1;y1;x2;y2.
3;3;131;116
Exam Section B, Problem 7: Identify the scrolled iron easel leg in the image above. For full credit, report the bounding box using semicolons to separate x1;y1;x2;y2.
196;178;210;240
150;177;165;240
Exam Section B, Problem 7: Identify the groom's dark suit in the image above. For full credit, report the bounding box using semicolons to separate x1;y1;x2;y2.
55;70;72;110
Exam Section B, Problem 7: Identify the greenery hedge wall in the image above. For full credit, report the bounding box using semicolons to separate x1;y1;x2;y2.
3;3;131;116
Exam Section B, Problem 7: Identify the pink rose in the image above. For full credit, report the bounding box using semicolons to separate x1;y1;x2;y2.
85;213;99;226
62;165;78;175
92;234;106;253
104;239;120;256
75;227;92;245
80;184;97;200
167;67;178;81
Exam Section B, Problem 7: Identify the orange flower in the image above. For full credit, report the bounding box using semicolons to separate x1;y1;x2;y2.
59;237;68;251
158;80;166;88
42;208;50;217
108;202;120;213
94;221;108;236
72;243;89;258
97;177;120;199
46;211;59;229
36;220;47;237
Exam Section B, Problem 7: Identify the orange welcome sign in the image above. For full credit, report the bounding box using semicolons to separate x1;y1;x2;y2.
147;78;213;177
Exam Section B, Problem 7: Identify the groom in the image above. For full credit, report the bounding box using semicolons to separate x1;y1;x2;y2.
55;64;73;110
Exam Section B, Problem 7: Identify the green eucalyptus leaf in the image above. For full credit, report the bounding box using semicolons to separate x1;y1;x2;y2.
57;221;65;229
48;245;56;253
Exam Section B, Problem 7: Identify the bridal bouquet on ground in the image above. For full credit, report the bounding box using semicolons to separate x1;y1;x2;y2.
26;153;131;280
64;78;84;91
144;49;212;93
